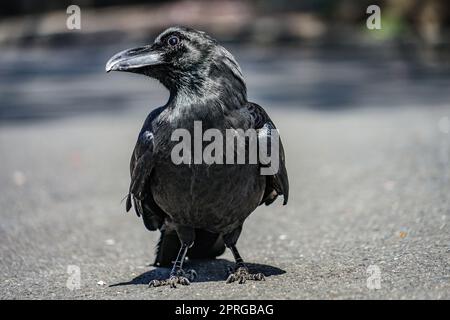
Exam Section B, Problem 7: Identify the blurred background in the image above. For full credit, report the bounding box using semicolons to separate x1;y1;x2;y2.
1;1;449;299
1;0;450;120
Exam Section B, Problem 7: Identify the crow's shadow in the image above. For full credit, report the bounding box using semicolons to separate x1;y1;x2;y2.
110;259;285;287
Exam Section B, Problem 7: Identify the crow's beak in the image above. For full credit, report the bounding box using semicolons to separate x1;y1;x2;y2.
105;46;163;73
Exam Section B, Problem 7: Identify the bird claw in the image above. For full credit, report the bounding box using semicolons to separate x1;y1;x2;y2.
147;276;190;288
226;266;265;284
148;269;197;288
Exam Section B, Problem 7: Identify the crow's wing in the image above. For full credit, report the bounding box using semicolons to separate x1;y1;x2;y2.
126;107;165;231
246;102;289;205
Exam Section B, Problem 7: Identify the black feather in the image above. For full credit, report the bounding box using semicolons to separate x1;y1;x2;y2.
125;194;132;212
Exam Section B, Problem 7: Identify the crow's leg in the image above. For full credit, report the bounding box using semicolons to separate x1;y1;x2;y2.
223;226;265;284
149;226;197;288
225;245;265;284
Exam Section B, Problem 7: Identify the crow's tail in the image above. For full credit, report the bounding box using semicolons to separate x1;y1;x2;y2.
153;228;226;267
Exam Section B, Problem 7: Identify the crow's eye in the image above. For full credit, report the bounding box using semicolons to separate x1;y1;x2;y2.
167;36;179;46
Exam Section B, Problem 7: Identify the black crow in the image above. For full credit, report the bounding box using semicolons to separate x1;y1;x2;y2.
106;27;289;287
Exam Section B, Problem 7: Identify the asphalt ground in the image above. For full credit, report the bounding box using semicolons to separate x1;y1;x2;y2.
0;45;449;299
1;104;449;299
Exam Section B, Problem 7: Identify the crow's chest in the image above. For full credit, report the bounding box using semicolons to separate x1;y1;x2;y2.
149;107;263;232
151;161;265;233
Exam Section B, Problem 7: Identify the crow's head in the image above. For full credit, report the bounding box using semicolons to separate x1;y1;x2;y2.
106;26;246;104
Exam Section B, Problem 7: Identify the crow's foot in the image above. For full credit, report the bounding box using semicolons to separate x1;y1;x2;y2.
226;266;265;284
148;269;197;288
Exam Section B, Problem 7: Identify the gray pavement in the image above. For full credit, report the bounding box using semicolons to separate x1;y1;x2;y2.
0;44;449;299
0;104;449;299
